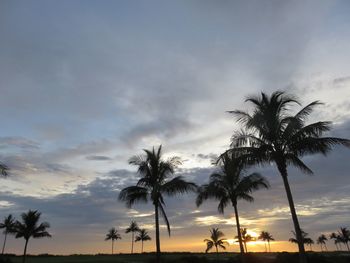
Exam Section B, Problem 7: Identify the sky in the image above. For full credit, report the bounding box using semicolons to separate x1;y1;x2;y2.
0;0;350;255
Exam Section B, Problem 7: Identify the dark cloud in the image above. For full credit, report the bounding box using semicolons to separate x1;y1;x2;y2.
0;136;39;150
86;155;112;161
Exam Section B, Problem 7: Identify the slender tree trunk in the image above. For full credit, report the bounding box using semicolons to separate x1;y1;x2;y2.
264;241;267;252
320;244;323;252
268;240;271;252
131;232;134;254
346;242;349;251
244;241;248;253
155;203;161;263
141;240;144;253
215;245;218;254
335;243;338;251
2;231;7;255
324;244;327;251
112;240;114;255
22;239;29;263
278;162;307;263
233;204;245;255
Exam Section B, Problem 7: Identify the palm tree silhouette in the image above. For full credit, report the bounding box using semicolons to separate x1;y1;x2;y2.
196;152;269;256
105;227;121;255
338;227;350;251
125;221;140;254
227;91;350;263
14;210;51;263
135;228;151;253
119;145;197;263
289;230;314;251
0;163;8;176
330;232;340;251
258;231;274;252
236;228;254;252
316;234;328;252
0;214;16;254
204;228;228;254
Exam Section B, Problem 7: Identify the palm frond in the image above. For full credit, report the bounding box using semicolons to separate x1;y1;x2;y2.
118;186;148;208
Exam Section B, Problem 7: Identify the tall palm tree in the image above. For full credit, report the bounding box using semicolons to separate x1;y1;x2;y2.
204;228;228;254
105;227;121;255
289;230;314;251
0;214;16;254
14;210;51;263
119;145;197;263
196;152;269;255
316;234;328;252
228;91;350;263
125;221;140;254
135;229;151;253
258;231;274;252
338;227;350;251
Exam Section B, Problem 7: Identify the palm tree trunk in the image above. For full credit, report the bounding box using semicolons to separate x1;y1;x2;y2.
278;164;307;263
268;240;271;252
155;203;161;263
2;231;7;255
215;245;218;254
112;240;114;255
233;204;245;255
346;242;349;251
131;232;134;254
141;240;144;254
244;241;247;252
335;243;338;251
264;241;267;252
324;244;327;251
320;244;323;252
22;239;29;263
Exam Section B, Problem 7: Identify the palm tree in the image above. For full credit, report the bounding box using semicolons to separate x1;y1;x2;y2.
228;91;350;263
258;231;274;252
0;163;8;176
289;230;314;250
135;229;151;253
236;228;254;252
119;145;197;263
125;221;140;254
196;152;269;255
204;228;228;254
316;234;328;252
338;227;350;251
0;214;16;254
330;233;340;251
105;227;121;255
14;210;51;263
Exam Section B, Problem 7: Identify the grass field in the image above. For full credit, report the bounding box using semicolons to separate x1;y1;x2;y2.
3;252;350;263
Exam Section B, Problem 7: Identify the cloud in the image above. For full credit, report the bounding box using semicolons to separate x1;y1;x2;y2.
86;155;112;161
0;137;40;150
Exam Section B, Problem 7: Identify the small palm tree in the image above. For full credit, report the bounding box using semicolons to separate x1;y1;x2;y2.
0;214;16;254
14;210;51;263
196;152;269;255
258;231;274;252
0;163;8;176
338;227;350;251
119;145;197;263
316;234;328;252
289;230;314;250
236;228;254;252
126;221;140;254
105;227;121;255
330;232;340;251
228;91;350;263
204;228;228;254
135;229;151;253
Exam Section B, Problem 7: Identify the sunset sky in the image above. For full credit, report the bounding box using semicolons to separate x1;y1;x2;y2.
0;0;350;255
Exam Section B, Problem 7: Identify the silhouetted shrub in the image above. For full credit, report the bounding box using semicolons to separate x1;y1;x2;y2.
275;252;335;263
0;257;13;263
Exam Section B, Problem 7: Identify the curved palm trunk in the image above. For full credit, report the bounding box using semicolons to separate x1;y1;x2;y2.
233;204;245;255
320;244;323;252
244;241;248;252
155;203;161;263
2;231;7;255
324;244;327;251
268;240;271;252
278;163;307;263
22;239;29;263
